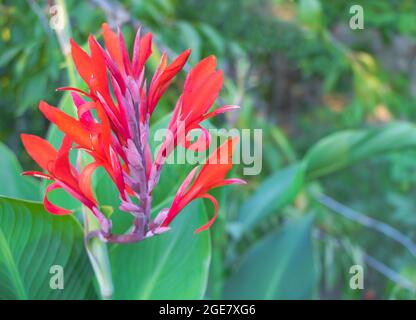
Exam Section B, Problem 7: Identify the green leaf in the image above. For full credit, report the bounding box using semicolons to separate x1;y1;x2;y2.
224;215;316;299
298;0;323;32
0;197;96;299
110;200;211;299
305;121;416;179
0;142;40;201
176;21;201;63
0;47;22;68
238;163;305;232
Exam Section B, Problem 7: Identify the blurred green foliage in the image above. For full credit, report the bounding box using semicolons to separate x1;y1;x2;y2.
2;0;416;299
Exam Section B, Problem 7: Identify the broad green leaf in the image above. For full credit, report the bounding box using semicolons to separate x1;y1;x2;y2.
0;142;40;201
238;163;305;231
305;121;416;179
0;197;96;299
224;215;316;299
110;200;211;299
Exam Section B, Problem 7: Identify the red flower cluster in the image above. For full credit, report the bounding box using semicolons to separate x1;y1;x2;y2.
21;24;244;242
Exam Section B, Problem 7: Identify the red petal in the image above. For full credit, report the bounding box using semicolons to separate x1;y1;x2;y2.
88;35;109;93
182;70;224;122
118;27;132;75
70;39;93;85
210;178;246;189
44;182;73;215
52;136;79;189
70;92;85;108
109;146;126;200
56;86;91;97
79;162;100;203
21;134;57;172
194;193;218;233
102;23;124;71
39;101;93;150
176;166;199;198
182;126;211;151
22;171;53;180
192;137;238;194
185;55;217;90
201;105;240;121
133;32;153;78
148;49;190;114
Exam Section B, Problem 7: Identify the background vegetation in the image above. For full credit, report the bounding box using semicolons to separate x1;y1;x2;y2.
2;0;416;299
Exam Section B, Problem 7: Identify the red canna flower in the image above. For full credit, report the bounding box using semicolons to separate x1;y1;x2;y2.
38;100;126;200
21;134;111;232
149;56;239;189
21;24;244;243
159;137;246;233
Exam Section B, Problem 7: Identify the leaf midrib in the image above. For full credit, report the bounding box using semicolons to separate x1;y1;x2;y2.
137;228;181;299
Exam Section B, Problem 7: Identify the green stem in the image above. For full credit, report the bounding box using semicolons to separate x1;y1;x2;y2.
83;207;114;300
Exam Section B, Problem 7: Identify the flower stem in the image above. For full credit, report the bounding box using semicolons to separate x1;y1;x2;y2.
83;207;114;300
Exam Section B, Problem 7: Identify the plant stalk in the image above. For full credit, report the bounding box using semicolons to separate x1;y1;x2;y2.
83;207;114;300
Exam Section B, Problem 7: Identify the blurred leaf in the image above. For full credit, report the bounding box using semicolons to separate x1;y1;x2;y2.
0;197;96;299
176;21;201;62
298;0;323;32
0;46;22;68
198;23;224;55
18;74;47;115
238;163;305;232
110;200;211;299
224;214;316;299
305;121;416;179
0;142;39;201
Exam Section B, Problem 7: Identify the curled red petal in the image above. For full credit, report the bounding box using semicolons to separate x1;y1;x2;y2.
194;193;218;234
44;182;73;215
182;126;211;152
79;162;100;203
